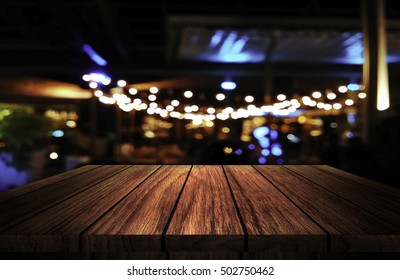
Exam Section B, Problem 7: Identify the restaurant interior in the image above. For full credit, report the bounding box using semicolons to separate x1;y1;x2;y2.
0;0;399;191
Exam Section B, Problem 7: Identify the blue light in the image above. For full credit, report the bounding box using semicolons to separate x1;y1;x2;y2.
82;44;108;66
254;127;271;148
234;149;243;155
261;149;270;156
343;33;364;64
270;130;278;141
258;157;267;164
347;113;357;125
219;32;237;56
207;52;264;63
231;36;249;53
210;30;224;48
222;53;251;62
253;127;270;139
248;144;256;150
52;130;64;138
259;138;270;148
221;81;236;90
277;158;284;165
347;83;360;91
271;144;283;156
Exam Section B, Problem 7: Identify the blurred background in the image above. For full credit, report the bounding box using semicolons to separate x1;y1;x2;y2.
0;0;399;191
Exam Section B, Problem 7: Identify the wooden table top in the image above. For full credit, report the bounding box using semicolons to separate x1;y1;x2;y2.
0;165;399;259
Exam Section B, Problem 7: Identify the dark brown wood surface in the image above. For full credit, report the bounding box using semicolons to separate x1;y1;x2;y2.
0;165;160;252
255;165;400;252
224;165;326;252
166;165;244;252
84;165;190;252
0;165;125;232
0;164;399;258
289;165;400;226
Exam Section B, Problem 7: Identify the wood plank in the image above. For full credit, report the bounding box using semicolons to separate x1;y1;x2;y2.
255;165;400;252
313;165;400;201
224;165;326;253
287;165;400;227
0;165;100;203
83;165;191;252
0;165;127;232
166;165;244;252
0;165;160;252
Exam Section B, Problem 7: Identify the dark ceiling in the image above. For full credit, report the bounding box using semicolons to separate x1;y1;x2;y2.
1;0;400;91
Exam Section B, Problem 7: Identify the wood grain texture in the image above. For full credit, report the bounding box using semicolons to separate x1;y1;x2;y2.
313;165;400;201
0;165;100;203
166;165;244;252
1;164;400;258
224;165;326;252
0;165;160;252
83;165;191;252
289;165;400;227
255;165;400;252
0;165;125;232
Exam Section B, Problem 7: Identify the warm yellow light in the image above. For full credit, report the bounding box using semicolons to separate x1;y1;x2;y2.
207;107;215;114
94;90;103;97
345;99;354;106
310;119;324;126
216;93;225;101
49;152;58;160
144;131;155;138
117;80;127;87
149;102;158;109
298;116;307;124
66;120;77;128
312;91;322;99
376;3;390;111
171;100;179;106
149;86;159;94
148;94;156;101
333;103;342;110
129;88;138;95
222;127;230;133
277;94;286;101
310;130;323;137
170;111;181;118
223;147;233;154
205;121;214;127
241;135;251;142
245;95;254;103
308;100;317;107
184;90;193;98
338;86;348;93
358;92;367;99
326;92;336;100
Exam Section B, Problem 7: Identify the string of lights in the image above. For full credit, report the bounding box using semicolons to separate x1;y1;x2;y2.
83;73;367;125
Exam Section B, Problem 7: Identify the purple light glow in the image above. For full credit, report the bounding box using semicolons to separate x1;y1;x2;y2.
258;157;267;164
0;153;29;192
82;44;108;66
